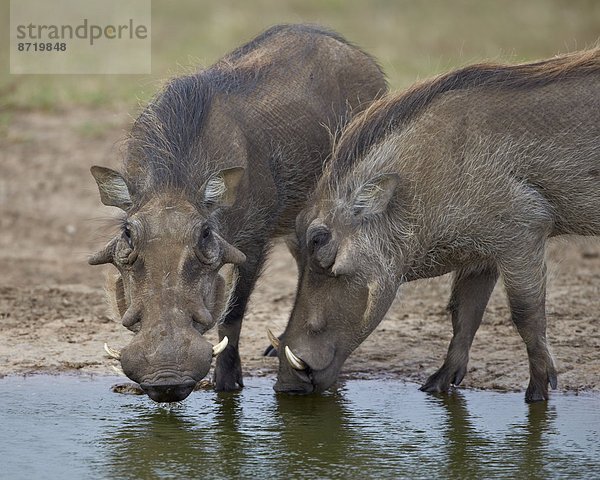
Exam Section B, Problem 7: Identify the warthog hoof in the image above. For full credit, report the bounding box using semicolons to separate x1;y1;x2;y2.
263;344;278;357
525;363;558;403
214;344;244;391
420;364;467;393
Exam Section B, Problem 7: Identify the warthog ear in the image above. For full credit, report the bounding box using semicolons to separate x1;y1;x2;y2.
90;166;132;211
351;173;400;217
203;167;245;208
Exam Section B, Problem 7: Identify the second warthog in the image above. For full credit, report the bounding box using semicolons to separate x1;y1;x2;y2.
89;24;386;402
274;48;599;402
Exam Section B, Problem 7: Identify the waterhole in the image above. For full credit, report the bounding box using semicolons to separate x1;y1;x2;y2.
1;376;598;479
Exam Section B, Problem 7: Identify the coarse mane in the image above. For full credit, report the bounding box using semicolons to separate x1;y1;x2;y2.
224;23;358;62
125;67;260;197
126;72;213;184
125;24;371;199
332;47;600;177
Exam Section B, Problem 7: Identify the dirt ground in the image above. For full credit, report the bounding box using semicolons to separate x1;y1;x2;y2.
1;109;598;394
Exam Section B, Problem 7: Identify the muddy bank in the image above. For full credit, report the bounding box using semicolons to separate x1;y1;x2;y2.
0;109;598;393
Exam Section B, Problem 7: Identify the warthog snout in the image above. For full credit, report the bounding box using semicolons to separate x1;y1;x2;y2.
119;326;213;402
140;381;197;403
106;334;228;402
273;336;340;394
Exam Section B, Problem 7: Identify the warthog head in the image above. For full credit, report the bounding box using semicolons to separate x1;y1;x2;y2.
274;172;404;394
90;165;246;402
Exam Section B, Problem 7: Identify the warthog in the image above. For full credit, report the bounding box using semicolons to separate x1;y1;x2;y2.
274;48;599;402
89;24;386;402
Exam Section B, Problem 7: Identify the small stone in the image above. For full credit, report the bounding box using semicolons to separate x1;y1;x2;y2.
111;383;145;395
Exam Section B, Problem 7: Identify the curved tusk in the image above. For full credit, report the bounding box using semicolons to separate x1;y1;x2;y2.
104;342;121;360
111;365;126;376
266;328;280;350
213;336;229;357
284;346;306;370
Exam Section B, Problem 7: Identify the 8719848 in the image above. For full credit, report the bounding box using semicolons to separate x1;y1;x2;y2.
17;42;67;52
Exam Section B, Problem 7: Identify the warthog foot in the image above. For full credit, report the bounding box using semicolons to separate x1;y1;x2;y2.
420;364;467;393
525;360;558;403
214;344;244;391
263;344;278;357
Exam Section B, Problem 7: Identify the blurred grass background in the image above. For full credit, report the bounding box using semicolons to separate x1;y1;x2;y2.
0;0;598;111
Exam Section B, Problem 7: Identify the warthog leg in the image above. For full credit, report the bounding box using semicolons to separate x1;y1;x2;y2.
421;265;498;393
501;237;557;402
213;244;268;391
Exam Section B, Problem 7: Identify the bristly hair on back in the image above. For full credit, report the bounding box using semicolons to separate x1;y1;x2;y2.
331;47;600;179
123;57;268;201
124;23;382;203
126;72;213;177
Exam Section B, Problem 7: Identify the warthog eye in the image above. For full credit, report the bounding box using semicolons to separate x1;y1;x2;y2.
113;225;138;266
123;225;134;248
306;225;337;273
195;224;219;265
308;229;331;255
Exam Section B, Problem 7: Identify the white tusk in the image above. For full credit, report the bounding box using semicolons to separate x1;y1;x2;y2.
266;328;280;350
104;342;121;360
111;365;126;376
212;336;228;357
284;346;306;370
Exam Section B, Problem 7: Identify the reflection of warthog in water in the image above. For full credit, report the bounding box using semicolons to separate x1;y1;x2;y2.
275;49;600;402
89;24;386;402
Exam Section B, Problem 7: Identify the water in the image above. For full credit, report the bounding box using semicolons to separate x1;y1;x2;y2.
1;376;599;479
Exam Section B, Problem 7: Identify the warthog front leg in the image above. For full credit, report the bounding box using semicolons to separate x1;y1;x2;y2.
501;241;557;402
213;245;267;391
421;266;498;393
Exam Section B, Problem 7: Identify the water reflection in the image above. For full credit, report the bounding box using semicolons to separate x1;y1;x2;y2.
76;379;600;479
211;392;246;478
507;401;556;478
430;390;571;478
101;407;207;478
100;391;248;478
433;392;493;479
100;386;363;478
272;390;357;477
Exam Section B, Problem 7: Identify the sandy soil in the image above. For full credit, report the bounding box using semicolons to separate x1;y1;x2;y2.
1;109;598;394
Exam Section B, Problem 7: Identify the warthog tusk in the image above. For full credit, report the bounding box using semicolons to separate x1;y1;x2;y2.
104;343;121;360
111;365;126;376
266;328;280;350
213;336;228;357
285;346;306;370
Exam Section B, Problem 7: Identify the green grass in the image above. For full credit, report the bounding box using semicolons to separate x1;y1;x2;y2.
75;119;122;139
1;0;599;111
